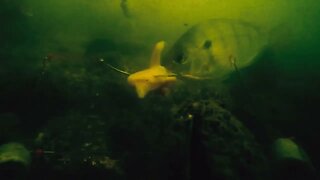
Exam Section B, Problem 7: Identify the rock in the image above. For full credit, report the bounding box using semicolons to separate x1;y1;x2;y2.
171;98;269;180
0;142;31;180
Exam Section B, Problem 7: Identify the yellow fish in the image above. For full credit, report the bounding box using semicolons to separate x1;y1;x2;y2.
127;41;177;98
103;41;177;98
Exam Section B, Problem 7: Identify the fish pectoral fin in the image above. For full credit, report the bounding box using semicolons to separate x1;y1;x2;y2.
149;41;165;67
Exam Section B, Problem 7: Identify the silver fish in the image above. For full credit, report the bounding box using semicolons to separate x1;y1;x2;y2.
164;19;268;80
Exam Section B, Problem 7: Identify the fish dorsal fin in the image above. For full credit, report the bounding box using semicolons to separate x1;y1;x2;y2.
149;41;165;68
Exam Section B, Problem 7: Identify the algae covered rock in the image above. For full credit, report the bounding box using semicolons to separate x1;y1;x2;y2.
31;112;124;179
0;142;31;166
0;142;31;180
271;138;318;180
171;99;268;180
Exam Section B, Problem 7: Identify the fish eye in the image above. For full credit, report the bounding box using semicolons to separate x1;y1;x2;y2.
175;53;187;64
203;40;212;49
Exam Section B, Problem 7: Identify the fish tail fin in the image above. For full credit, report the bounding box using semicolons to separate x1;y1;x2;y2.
150;41;165;67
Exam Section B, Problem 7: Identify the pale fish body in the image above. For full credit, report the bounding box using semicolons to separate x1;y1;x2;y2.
103;41;177;99
127;65;176;98
165;19;268;80
127;41;177;98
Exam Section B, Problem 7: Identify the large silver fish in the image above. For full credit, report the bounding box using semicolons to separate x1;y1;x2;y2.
164;19;268;80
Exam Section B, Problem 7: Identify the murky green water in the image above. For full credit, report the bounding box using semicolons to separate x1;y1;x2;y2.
1;0;320;179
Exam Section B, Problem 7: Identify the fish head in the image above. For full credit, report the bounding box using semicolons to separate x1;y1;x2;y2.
164;43;191;72
165;40;223;79
164;19;269;81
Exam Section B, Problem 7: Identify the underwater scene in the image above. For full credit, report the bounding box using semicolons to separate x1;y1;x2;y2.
1;0;320;179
